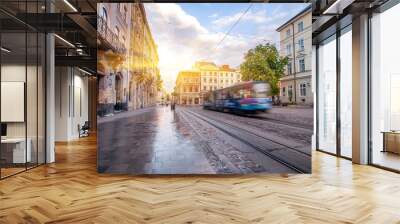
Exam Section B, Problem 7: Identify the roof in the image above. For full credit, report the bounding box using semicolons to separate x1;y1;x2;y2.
276;5;312;32
193;61;237;72
175;70;200;84
194;61;219;71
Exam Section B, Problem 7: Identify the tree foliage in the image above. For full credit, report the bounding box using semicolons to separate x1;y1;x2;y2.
240;43;288;96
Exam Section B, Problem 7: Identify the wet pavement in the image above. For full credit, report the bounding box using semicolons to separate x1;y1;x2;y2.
98;105;312;174
98;106;215;174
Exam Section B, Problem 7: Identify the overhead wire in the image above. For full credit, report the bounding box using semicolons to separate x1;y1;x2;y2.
210;3;253;54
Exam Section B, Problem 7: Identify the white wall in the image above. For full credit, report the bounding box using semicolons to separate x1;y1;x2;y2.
1;63;46;164
55;67;89;141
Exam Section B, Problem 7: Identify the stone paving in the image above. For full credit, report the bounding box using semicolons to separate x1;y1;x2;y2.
261;106;314;129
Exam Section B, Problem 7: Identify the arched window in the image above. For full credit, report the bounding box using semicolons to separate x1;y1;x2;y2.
101;7;107;21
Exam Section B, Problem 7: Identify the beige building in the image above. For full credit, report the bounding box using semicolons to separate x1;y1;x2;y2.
194;61;241;104
276;5;312;105
175;61;241;105
97;3;132;116
97;3;160;116
129;3;160;110
175;70;201;105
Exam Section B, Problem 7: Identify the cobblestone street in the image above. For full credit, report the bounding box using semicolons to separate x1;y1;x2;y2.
98;106;313;174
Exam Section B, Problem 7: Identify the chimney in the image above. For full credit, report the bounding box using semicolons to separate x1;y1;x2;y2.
221;65;230;70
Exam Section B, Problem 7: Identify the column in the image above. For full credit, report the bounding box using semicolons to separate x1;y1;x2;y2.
352;14;369;164
46;32;55;163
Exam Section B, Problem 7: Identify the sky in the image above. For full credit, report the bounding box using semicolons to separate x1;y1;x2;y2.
144;3;309;92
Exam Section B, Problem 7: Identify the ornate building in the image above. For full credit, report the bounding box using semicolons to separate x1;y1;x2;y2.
97;3;132;116
129;3;159;110
175;61;241;105
194;61;241;94
97;3;160;116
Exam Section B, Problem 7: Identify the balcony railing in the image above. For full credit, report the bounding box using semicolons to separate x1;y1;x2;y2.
97;16;126;54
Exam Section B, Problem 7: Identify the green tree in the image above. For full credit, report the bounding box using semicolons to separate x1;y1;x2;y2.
240;43;288;100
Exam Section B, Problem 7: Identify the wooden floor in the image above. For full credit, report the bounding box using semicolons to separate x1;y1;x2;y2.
1;135;400;223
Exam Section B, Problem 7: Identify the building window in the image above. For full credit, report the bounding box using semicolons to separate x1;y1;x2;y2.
282;87;286;96
298;38;304;51
340;28;352;158
298;21;304;32
287;63;292;75
370;5;400;170
101;7;107;21
203;86;206;91
286;44;291;55
300;83;306;96
115;26;120;37
286;29;291;37
203;78;206;82
318;35;337;154
299;59;305;72
124;5;128;23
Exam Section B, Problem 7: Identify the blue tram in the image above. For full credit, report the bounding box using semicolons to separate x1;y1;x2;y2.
203;81;272;113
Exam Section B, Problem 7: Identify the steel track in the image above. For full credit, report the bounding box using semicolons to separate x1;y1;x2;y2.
183;110;310;173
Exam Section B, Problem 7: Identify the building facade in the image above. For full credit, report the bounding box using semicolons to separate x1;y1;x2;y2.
97;3;160;116
97;3;132;116
175;61;241;105
175;71;201;105
277;6;312;105
194;61;241;92
129;3;159;110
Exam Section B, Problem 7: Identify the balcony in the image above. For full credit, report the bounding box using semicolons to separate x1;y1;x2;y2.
97;16;126;54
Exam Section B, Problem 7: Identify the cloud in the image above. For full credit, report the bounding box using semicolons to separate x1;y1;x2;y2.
143;3;309;92
211;6;292;31
144;3;258;92
212;9;269;28
208;13;219;18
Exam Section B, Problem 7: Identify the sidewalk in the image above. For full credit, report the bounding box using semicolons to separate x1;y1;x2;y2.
98;106;158;124
261;106;314;128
